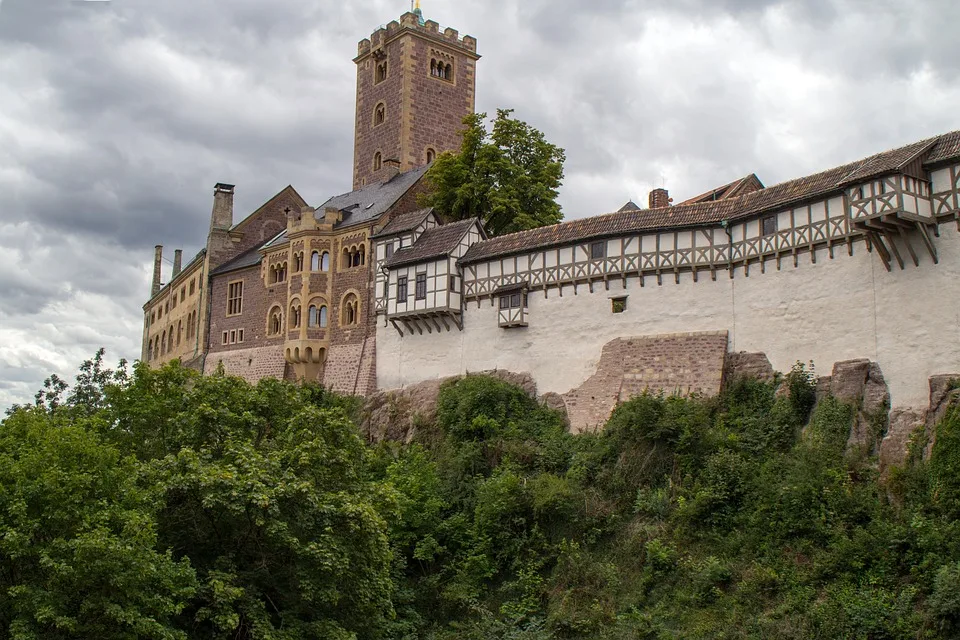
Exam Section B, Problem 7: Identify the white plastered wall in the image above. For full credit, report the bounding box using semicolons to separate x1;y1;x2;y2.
377;226;960;412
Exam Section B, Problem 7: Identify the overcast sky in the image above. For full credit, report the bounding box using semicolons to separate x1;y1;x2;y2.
1;0;958;408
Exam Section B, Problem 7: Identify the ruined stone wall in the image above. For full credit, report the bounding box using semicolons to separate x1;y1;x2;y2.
562;332;728;432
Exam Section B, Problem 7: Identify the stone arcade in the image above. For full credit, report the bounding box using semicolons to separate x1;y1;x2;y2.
142;9;960;434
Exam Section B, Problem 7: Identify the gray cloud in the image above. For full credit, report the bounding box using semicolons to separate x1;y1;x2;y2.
1;0;958;408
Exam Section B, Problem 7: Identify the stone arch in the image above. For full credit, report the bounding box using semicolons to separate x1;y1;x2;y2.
339;289;362;327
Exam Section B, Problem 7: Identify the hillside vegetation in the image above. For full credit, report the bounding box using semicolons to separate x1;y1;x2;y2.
2;353;960;639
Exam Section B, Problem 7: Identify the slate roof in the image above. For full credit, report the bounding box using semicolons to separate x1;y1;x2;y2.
385;218;479;269
321;164;430;230
210;245;263;276
371;207;435;238
618;200;641;212
460;130;960;265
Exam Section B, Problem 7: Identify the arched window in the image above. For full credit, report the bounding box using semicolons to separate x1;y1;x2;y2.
294;252;304;272
268;307;283;336
342;293;359;326
430;59;438;77
426;148;435;163
290;304;301;329
168;327;175;352
177;320;182;347
320;252;330;271
445;63;452;79
311;251;320;271
374;103;385;127
376;61;387;84
161;333;167;355
308;305;319;328
342;248;351;269
373;152;382;172
319;305;328;328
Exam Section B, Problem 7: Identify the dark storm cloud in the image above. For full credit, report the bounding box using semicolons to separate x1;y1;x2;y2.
1;0;958;408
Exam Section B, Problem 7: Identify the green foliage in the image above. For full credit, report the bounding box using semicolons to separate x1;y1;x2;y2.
11;352;960;639
421;109;565;236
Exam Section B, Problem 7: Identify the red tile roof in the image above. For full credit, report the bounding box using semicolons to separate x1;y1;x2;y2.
461;130;960;265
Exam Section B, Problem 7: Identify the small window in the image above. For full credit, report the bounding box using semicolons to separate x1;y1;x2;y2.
397;276;408;301
222;331;228;346
590;241;606;260
426;148;436;164
308;305;318;328
319;305;328;328
449;275;458;292
385;243;394;260
374;103;385;127
415;273;427;300
611;296;628;314
375;61;387;84
321;252;330;272
311;251;320;271
229;330;237;344
761;215;777;237
238;329;244;343
373;152;382;172
499;291;527;310
189;279;195;295
180;287;186;303
151;311;155;323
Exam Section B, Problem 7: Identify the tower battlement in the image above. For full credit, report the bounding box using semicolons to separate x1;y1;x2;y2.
357;11;478;59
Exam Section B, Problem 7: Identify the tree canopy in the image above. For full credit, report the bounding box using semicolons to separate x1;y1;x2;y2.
421;109;565;237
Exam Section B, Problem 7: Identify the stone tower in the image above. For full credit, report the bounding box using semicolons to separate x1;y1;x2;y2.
352;9;479;190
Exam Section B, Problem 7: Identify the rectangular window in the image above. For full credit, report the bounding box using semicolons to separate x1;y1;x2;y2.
189;279;195;295
397;276;408;301
227;281;243;316
221;331;228;345
385;243;394;259
229;330;237;344
181;287;186;302
449;275;458;292
611;296;628;314
761;215;777;237
499;291;528;309
238;329;244;343
415;273;427;300
590;241;606;260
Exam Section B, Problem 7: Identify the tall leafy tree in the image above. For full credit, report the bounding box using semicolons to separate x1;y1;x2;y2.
422;109;565;236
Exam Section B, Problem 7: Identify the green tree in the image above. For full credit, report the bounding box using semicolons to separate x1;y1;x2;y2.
0;407;196;639
422;109;565;236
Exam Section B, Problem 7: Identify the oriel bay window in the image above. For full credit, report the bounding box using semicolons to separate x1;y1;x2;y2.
498;286;528;328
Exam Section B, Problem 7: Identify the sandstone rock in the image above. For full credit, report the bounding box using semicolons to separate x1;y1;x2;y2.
815;376;833;403
829;359;872;404
540;392;570;429
879;409;924;478
925;374;960;458
724;352;775;385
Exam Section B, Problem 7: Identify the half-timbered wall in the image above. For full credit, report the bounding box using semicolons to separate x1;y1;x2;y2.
374;214;440;313
388;258;457;315
378;182;960;428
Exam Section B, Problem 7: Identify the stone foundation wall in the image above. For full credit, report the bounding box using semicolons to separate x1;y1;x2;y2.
202;345;288;383
323;338;377;396
561;331;729;433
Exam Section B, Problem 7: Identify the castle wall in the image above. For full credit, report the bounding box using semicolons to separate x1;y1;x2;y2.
202;344;288;383
377;225;960;429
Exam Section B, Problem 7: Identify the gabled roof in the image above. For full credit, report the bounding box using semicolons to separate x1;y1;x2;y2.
385;218;480;269
678;173;764;205
618;200;641;212
372;207;436;238
210;245;262;276
319;165;430;230
231;185;307;233
460;130;960;265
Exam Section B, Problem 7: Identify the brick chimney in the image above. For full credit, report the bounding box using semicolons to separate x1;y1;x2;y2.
210;183;235;231
152;245;163;296
172;249;183;278
649;188;671;209
381;158;401;183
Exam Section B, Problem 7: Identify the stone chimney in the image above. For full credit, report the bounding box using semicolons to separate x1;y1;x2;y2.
381;158;401;182
152;245;163;296
649;188;671;209
211;183;235;231
172;249;183;278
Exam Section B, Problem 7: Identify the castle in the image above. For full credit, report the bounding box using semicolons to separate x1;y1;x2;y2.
143;9;960;433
